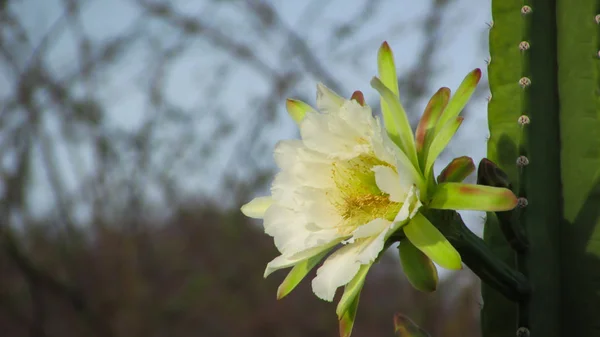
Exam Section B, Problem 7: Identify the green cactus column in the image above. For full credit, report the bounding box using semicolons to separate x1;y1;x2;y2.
557;0;600;336
485;0;571;336
484;0;600;336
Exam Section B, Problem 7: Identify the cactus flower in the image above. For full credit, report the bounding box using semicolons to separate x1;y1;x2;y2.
241;42;518;337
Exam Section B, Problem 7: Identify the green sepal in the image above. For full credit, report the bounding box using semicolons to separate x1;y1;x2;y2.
377;42;401;146
371;76;419;168
277;250;328;299
285;99;315;124
403;212;462;270
336;263;371;318
430;182;518;212
415;87;451;169
434;68;481;134
240;196;273;219
338;267;368;337
398;239;439;292
424;117;464;180
393;313;431;337
476;158;512;189
437;156;475;183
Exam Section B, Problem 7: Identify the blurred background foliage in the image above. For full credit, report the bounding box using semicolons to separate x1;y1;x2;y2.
0;0;489;336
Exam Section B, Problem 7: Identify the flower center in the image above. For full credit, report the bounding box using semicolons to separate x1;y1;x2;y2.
330;154;402;232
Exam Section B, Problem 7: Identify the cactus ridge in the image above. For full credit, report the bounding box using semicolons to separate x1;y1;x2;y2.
484;0;600;336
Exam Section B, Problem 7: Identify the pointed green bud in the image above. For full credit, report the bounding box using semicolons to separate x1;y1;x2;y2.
285;98;315;124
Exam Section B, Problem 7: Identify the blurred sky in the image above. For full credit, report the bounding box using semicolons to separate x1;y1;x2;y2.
4;0;493;234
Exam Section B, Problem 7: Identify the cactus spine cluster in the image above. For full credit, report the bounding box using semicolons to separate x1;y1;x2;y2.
483;0;600;336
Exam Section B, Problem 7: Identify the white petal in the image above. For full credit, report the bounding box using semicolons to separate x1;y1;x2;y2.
371;121;400;164
377;129;423;192
408;189;423;218
355;229;389;264
338;100;377;137
241;196;273;219
386;185;423;237
264;254;300;277
394;185;417;223
373;165;407;202
264;204;344;256
351;218;391;239
299;188;343;229
311;243;363;301
264;242;338;277
274;140;332;172
273;140;304;170
300;111;369;160
316;83;345;113
264;205;310;255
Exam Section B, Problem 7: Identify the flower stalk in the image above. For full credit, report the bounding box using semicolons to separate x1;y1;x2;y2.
423;208;530;302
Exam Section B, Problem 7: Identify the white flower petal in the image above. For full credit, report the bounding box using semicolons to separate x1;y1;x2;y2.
355;229;389;264
264;205;311;255
394;186;417;224
311;243;363;301
393;153;422;192
264;242;339;277
351;218;391;239
273;140;304;170
373;165;406;202
241;196;273;219
300;111;369;160
386;185;423;236
371;123;400;164
274;140;333;185
264;204;344;256
338;100;377;136
316;83;345;113
300;189;343;229
265;254;301;278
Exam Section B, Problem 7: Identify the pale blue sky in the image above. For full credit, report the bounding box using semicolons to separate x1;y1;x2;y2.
4;0;493;233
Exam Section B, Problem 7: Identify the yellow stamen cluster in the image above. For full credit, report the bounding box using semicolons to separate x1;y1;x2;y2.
329;154;402;232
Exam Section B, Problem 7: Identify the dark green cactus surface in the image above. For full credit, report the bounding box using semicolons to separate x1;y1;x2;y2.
483;0;600;336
